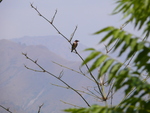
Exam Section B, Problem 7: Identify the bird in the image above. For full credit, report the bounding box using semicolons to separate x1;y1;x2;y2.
71;40;79;52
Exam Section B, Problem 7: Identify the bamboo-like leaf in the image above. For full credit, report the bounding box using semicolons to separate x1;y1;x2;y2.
118;43;129;57
124;34;132;45
113;39;123;52
134;47;149;64
84;48;96;51
107;37;117;46
94;26;114;34
136;42;144;51
130;38;138;50
89;55;108;72
100;30;114;43
99;59;114;76
114;69;129;91
107;63;123;82
64;105;122;113
113;29;121;38
82;51;100;66
118;30;126;40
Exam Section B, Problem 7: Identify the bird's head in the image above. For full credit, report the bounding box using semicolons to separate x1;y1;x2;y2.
75;40;79;42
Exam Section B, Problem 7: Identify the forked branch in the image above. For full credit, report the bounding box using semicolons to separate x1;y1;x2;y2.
30;3;105;100
22;53;90;107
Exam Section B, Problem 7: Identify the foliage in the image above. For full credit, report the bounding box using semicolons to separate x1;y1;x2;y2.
65;0;150;113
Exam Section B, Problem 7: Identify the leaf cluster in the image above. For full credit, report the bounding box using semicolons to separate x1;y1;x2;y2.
65;0;150;112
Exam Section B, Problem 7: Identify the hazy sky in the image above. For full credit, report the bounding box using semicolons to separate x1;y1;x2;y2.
0;0;138;47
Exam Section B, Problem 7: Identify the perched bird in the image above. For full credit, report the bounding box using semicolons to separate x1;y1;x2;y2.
71;40;79;52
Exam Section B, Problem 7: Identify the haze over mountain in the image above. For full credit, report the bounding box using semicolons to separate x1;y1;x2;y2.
0;39;96;113
11;35;89;61
0;37;123;113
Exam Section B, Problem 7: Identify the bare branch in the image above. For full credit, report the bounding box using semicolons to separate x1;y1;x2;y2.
69;26;78;42
58;69;64;79
52;61;82;75
51;9;57;24
60;100;81;108
103;43;109;53
52;61;94;82
22;53;90;107
76;51;105;100
79;66;95;82
0;105;13;113
24;64;44;72
30;3;69;42
83;87;103;101
38;103;44;113
51;83;98;98
30;3;105;99
106;80;114;99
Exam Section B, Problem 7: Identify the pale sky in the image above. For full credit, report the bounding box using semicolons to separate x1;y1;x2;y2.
0;0;139;47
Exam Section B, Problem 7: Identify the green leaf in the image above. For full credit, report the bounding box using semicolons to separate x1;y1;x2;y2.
94;26;114;34
82;51;100;66
89;55;108;72
84;48;95;51
108;63;122;82
130;38;138;50
100;30;114;43
99;59;114;76
118;43;129;57
124;34;132;45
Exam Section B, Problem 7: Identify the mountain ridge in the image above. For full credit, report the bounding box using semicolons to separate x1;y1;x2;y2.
0;39;94;113
11;35;89;61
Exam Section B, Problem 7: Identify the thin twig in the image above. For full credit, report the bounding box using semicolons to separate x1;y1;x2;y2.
30;3;69;42
82;87;103;101
79;66;95;82
51;9;57;24
30;3;105;99
60;100;81;108
69;26;78;42
0;105;13;113
23;53;90;107
58;69;64;79
52;61;94;82
24;64;44;72
76;51;105;100
38;103;44;113
52;61;81;74
51;83;98;98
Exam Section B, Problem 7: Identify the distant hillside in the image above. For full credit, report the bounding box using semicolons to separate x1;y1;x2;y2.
11;35;89;61
0;39;123;113
0;39;97;113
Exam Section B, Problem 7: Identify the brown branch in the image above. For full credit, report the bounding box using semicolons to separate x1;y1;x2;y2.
0;105;13;113
51;83;98;98
38;103;44;113
106;80;114;100
23;53;90;107
82;87;103;101
69;26;78;42
58;69;64;79
30;3;69;42
30;3;105;102
76;51;105;100
52;61;94;82
51;9;57;24
52;61;81;75
60;100;81;108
